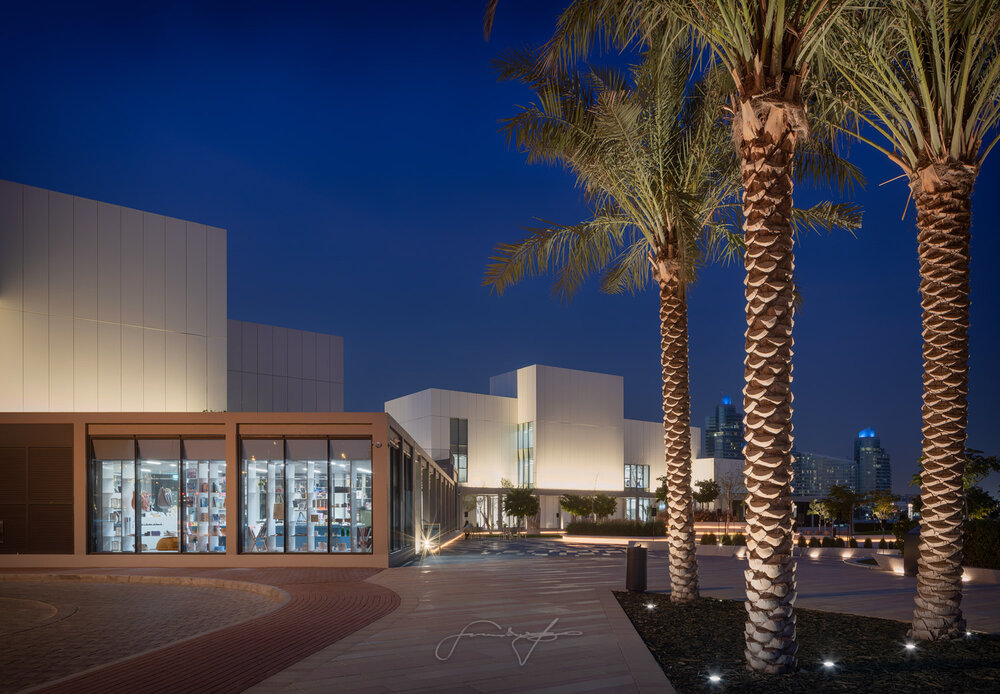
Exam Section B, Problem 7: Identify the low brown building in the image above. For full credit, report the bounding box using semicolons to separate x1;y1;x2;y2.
0;412;458;569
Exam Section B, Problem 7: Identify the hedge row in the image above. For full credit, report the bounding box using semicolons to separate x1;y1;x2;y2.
564;519;666;536
700;533;747;546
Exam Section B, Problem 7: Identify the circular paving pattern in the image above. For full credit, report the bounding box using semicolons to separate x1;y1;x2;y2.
0;580;283;694
0;596;59;635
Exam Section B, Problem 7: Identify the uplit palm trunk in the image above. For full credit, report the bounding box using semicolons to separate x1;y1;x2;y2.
909;162;975;642
739;102;801;674
655;257;698;603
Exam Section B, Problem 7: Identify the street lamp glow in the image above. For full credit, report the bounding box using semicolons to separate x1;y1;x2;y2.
905;643;917;651
823;660;835;668
645;602;656;611
708;674;721;683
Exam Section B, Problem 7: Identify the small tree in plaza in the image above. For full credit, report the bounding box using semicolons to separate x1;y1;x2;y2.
809;498;836;536
504;487;540;535
870;491;901;541
559;494;593;521
692;480;720;515
718;470;744;536
828;484;863;538
592;494;618;520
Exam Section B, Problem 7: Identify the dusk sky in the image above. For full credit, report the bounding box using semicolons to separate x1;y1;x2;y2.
2;1;998;493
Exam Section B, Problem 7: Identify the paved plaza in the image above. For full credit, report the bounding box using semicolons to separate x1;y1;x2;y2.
2;538;999;693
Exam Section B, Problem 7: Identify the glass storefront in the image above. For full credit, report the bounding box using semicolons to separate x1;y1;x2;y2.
242;438;373;554
90;438;226;553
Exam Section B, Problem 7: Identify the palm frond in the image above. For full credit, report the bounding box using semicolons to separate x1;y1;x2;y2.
828;0;1000;171
790;201;863;239
483;215;630;301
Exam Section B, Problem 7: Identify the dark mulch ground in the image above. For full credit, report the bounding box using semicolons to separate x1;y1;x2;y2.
615;591;1000;693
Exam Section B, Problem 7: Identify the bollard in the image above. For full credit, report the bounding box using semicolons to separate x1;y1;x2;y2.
903;525;920;577
626;544;647;592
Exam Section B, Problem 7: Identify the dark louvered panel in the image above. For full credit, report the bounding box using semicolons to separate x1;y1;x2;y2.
0;424;73;447
28;447;73;503
0;448;27;504
27;504;73;554
0;504;27;553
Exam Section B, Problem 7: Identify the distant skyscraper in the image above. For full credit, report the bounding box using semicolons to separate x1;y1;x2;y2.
705;395;743;459
791;450;857;498
855;427;891;494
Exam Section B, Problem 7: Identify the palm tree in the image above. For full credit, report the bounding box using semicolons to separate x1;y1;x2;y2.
656;0;850;673
487;42;739;604
485;37;860;608
828;0;1000;642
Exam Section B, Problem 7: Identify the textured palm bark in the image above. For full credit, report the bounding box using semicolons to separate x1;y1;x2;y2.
909;162;975;642
738;101;800;674
653;257;698;603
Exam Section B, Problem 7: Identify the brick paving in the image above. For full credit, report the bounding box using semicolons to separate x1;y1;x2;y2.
0;580;280;694
0;568;399;694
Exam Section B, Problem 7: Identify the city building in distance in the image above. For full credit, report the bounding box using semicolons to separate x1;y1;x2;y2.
791;450;858;499
704;395;744;459
855;427;892;494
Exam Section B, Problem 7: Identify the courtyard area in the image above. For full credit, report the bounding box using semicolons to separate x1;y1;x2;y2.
1;538;998;693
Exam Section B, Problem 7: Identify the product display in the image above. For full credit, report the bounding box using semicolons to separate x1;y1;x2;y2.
91;438;226;554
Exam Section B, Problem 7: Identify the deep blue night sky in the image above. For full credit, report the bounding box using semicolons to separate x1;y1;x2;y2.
2;2;998;493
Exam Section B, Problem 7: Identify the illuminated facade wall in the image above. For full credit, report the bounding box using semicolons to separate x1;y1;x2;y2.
383;388;517;488
387;364;704;527
0;180;227;412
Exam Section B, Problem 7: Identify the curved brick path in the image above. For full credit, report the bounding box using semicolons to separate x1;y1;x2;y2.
2;568;399;694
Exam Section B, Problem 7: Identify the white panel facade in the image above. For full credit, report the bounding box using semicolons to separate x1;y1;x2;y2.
226;320;344;412
531;365;624;491
385;388;517;487
0;180;227;412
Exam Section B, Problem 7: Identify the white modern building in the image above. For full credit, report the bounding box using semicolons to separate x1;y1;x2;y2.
0;179;343;413
386;364;739;530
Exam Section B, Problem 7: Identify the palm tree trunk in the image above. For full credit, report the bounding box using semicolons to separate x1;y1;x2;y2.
655;260;699;603
739;102;800;674
909;162;975;642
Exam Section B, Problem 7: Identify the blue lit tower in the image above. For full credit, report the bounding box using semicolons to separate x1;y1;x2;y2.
704;395;744;459
854;428;891;493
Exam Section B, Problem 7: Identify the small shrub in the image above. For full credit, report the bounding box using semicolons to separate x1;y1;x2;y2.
964;519;1000;570
895;539;904;551
849;538;858;548
700;533;717;545
721;534;733;546
863;538;873;549
821;537;835;548
835;538;846;548
878;538;887;550
809;537;821;548
565;519;666;537
732;533;746;546
797;535;807;548
892;517;919;543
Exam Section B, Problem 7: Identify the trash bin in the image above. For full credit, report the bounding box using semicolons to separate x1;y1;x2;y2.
904;525;920;577
626;543;647;592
